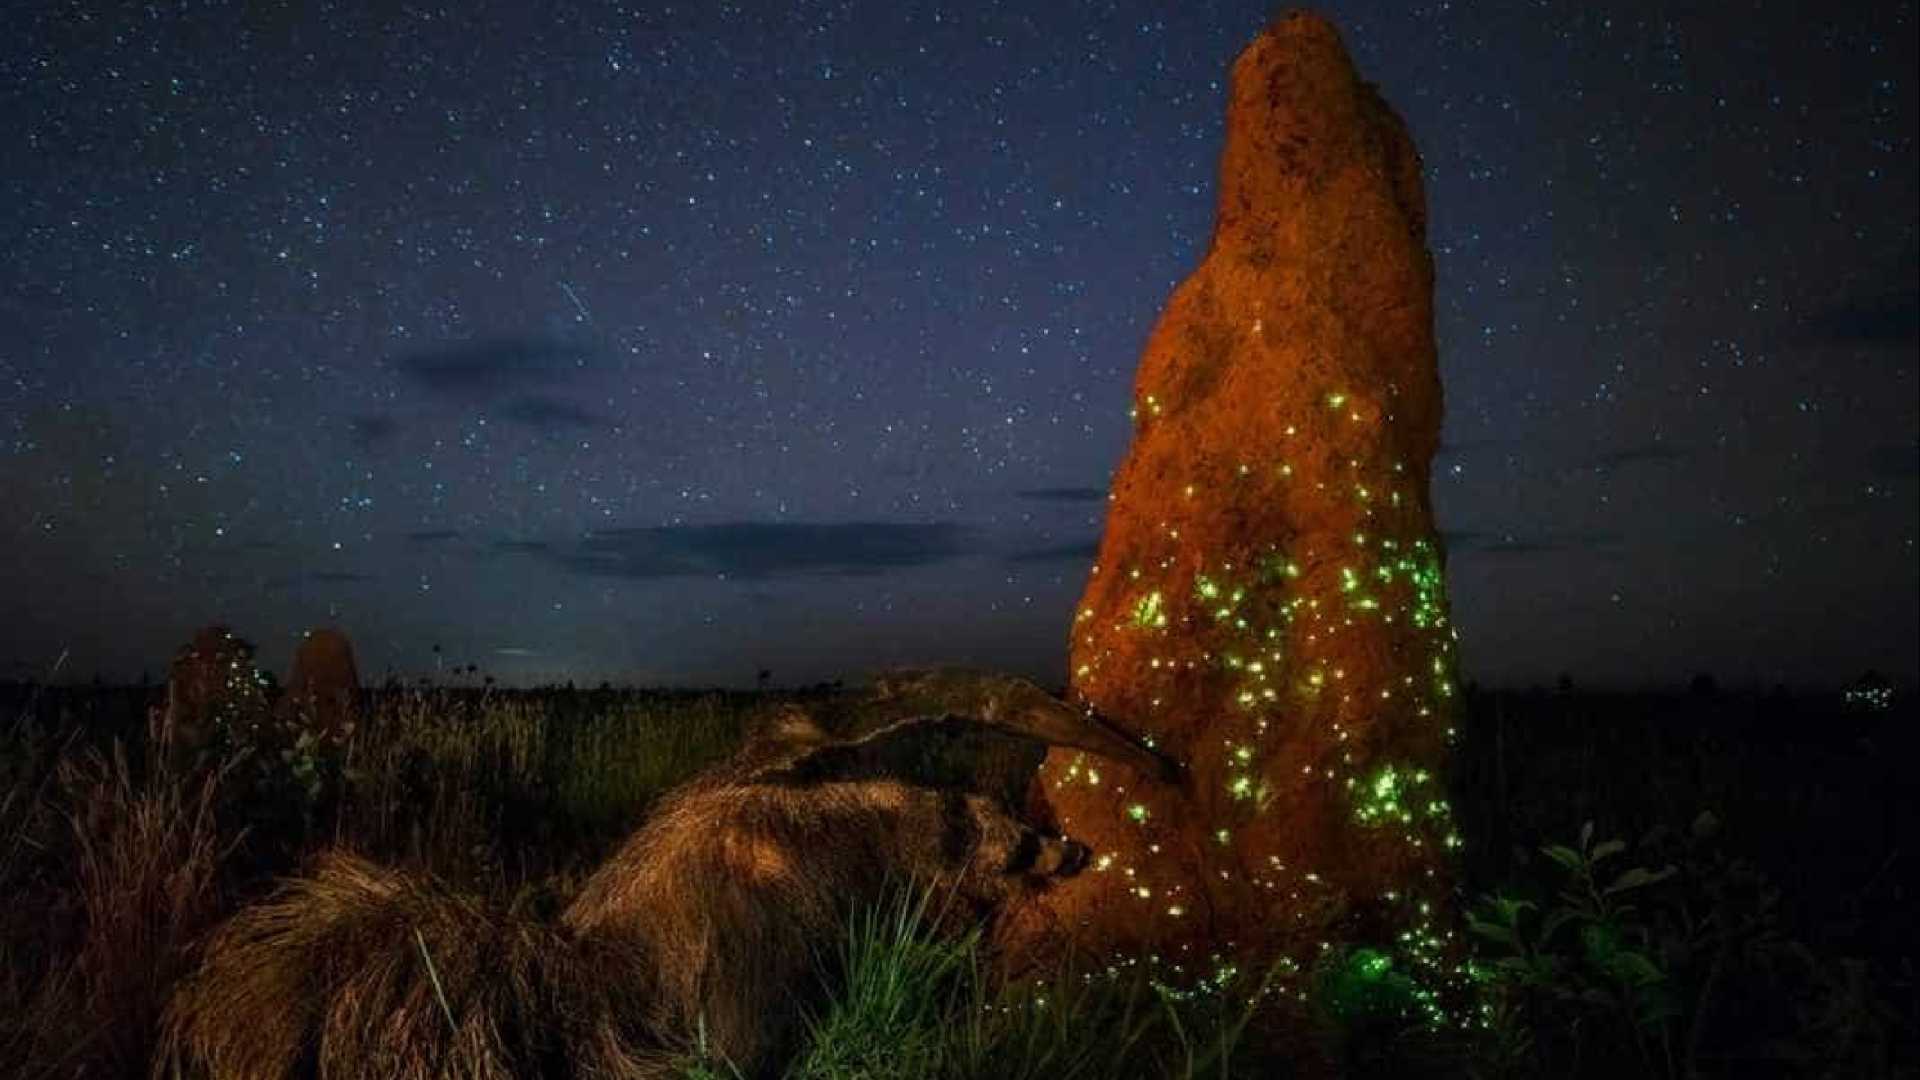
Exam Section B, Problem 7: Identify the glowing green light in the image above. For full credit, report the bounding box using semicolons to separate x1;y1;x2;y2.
1373;768;1399;800
1131;591;1168;630
1070;478;1463;1018
1326;391;1348;409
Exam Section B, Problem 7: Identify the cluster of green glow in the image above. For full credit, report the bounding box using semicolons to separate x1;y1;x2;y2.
1131;590;1168;630
1192;573;1251;623
1349;763;1460;848
1062;384;1473;1026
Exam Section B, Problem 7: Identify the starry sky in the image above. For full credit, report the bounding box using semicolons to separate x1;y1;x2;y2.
3;1;1914;690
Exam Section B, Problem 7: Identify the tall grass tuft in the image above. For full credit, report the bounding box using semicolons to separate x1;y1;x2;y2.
790;889;977;1079
0;717;77;1076
943;953;1164;1080
549;694;749;836
786;890;1276;1080
321;688;754;888
54;735;240;1075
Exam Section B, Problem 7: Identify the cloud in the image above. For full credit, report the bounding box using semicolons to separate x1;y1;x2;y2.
393;338;593;398
309;571;373;583
497;395;612;432
350;414;399;446
544;521;977;581
1005;539;1100;564
405;529;462;544
1801;288;1920;346
1013;487;1106;503
492;539;550;554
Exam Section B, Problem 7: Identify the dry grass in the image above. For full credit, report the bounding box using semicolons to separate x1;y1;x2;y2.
155;851;666;1080
13;726;239;1076
0;683;753;1078
4;679;1898;1078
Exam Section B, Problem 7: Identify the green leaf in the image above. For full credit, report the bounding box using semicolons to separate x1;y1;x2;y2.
1478;895;1535;928
1542;845;1584;873
1579;821;1594;851
1467;918;1519;948
1604;865;1677;896
1540;907;1586;944
1590;839;1627;864
1580;921;1621;960
1609;950;1666;987
1691;809;1720;840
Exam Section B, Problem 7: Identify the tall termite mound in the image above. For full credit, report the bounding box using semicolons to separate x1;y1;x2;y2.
163;625;270;752
279;626;361;736
1021;11;1461;997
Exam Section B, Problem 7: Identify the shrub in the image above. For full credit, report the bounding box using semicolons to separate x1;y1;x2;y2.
1467;813;1907;1078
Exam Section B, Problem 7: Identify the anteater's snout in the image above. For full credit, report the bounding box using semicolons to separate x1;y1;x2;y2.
1055;839;1092;878
1004;832;1095;879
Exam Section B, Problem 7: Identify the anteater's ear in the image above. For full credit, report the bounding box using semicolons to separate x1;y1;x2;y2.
761;704;1180;789
865;668;933;702
712;705;834;781
765;704;829;745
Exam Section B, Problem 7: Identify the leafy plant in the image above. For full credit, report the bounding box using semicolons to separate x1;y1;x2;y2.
1468;820;1681;1075
1465;811;1909;1079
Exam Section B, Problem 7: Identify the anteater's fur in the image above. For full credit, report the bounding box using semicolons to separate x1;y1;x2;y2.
159;671;1163;1078
157;852;662;1078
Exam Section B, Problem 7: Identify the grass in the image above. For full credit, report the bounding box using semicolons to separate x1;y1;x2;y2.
784;886;1272;1080
0;675;1912;1077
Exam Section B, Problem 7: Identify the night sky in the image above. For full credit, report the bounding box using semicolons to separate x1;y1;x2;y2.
3;2;1914;690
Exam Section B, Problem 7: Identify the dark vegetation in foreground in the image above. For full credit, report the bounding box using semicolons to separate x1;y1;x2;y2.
0;675;1912;1078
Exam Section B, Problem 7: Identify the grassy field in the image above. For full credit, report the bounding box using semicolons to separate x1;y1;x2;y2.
1;675;1912;1077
